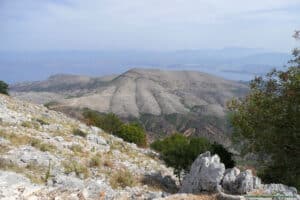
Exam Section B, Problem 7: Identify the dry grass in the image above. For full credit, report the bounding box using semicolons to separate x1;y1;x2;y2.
109;169;137;189
0;131;32;146
89;153;102;167
0;158;48;184
30;138;57;152
63;160;90;179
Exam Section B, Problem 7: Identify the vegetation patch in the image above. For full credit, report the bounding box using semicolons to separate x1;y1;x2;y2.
70;144;83;153
0;158;49;184
0;80;9;95
63;160;89;179
35;118;50;126
30;138;57;152
72;128;88;138
89;154;101;167
82;109;147;147
228;49;300;189
109;169;136;189
0;131;32;146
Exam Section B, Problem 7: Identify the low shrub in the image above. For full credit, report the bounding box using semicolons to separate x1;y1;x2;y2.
109;169;136;189
116;123;147;147
63;160;89;178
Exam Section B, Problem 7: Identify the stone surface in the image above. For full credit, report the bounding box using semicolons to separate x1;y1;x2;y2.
180;152;225;193
222;168;261;195
0;94;178;199
222;167;241;193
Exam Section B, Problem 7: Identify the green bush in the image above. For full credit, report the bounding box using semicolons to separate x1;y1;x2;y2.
0;80;8;95
151;133;234;183
83;109;147;147
116;123;147;147
83;110;123;134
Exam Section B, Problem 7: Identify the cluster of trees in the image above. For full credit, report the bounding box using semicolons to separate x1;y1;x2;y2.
151;133;234;183
0;80;9;95
83;109;147;147
228;33;300;189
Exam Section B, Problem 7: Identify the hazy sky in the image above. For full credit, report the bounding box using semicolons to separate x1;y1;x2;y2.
1;0;299;52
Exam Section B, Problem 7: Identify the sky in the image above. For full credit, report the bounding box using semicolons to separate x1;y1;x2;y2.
0;0;300;52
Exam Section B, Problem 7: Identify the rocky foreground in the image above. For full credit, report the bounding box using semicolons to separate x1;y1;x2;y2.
0;94;179;199
0;94;299;200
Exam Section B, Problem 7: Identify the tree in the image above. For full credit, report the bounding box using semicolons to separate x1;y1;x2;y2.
151;134;190;183
0;80;8;95
228;32;300;189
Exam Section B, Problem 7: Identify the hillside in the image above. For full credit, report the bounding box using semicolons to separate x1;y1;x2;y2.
11;68;249;145
0;94;181;199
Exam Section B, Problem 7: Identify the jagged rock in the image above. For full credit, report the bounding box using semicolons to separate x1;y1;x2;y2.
234;170;261;194
222;167;241;193
222;168;261;194
87;134;107;146
180;151;225;193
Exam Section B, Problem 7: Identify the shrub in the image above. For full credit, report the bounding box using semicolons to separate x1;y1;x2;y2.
116;123;147;147
0;80;8;95
72;128;87;138
83;110;123;134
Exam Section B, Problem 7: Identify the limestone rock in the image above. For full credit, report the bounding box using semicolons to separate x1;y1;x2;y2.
222;168;261;194
234;170;261;194
222;167;241;193
180;151;225;193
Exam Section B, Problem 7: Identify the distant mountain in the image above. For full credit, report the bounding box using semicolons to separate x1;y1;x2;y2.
0;48;290;83
11;68;248;145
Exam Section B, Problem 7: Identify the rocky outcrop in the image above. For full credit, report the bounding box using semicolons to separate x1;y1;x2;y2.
222;168;261;194
179;151;299;200
180;152;225;193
